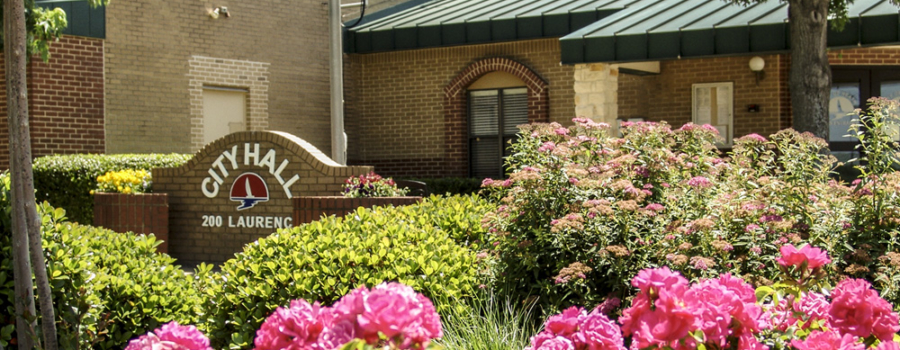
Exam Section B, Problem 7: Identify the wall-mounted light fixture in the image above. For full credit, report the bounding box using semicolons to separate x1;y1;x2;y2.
749;56;765;85
208;6;230;19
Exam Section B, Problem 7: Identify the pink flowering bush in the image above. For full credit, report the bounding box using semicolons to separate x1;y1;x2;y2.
481;103;900;312
527;246;900;350
253;282;442;350
127;283;442;350
125;322;213;350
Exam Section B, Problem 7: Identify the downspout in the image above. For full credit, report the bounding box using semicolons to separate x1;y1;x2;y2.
330;0;346;165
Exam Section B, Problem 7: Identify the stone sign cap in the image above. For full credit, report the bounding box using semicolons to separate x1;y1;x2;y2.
153;131;373;265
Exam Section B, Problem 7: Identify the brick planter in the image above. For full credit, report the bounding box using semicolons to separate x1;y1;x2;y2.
293;196;423;225
93;193;169;253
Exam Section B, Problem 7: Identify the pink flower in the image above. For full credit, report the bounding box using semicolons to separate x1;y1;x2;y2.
790;330;863;350
482;178;494;187
829;278;900;341
630;267;689;296
644;203;665;212
686;176;712;188
574;309;625;350
776;244;831;270
685;275;762;347
254;299;327;350
738;133;767;143
621;268;694;348
535;336;575;350
545;307;584;336
126;322;212;350
357;283;442;348
877;341;900;350
539;141;556;152
555;127;569;135
791;292;830;328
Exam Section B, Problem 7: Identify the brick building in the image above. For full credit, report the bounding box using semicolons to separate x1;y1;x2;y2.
343;0;900;177
0;0;340;169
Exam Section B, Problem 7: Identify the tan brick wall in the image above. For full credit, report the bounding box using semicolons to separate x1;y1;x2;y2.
617;54;788;140
187;56;270;150
0;36;105;169
345;38;575;177
105;0;332;155
154;131;373;265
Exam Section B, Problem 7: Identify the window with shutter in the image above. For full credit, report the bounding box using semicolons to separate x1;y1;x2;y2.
468;87;528;178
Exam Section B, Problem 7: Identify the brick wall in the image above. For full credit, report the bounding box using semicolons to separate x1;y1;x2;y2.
829;47;900;64
617;54;788;140
93;193;169;253
0;36;104;169
345;38;574;178
104;0;332;155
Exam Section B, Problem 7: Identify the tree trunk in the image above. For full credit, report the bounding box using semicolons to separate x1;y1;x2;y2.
789;0;831;140
3;0;58;349
4;0;37;348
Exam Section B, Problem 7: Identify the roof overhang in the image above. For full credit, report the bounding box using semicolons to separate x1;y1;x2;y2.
345;0;642;54
560;0;900;64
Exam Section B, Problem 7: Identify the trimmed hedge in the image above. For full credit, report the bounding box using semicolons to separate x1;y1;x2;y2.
33;154;191;224
202;195;493;349
0;173;204;349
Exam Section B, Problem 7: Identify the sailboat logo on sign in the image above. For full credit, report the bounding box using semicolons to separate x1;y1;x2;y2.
229;173;269;210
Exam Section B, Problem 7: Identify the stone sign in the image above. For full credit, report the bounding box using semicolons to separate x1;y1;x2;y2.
154;131;373;265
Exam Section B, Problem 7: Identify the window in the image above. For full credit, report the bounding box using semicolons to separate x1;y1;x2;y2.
468;87;528;178
831;67;900;163
691;82;734;148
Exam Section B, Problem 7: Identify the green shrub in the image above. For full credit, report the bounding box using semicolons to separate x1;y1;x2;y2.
0;173;204;349
32;153;191;224
202;196;488;349
403;177;485;196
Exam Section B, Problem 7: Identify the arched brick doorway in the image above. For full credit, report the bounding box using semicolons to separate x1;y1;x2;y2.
443;58;549;177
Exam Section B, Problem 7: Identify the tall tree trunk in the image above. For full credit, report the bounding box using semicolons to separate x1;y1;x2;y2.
789;0;831;140
3;0;58;349
4;0;37;348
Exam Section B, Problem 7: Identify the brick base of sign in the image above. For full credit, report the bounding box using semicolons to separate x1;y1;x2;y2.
93;193;170;253
292;196;424;225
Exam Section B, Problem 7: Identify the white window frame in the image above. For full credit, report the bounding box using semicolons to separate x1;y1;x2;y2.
691;82;734;148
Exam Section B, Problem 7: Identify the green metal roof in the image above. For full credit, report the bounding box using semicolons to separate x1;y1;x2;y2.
345;0;638;53
560;0;900;64
36;0;105;39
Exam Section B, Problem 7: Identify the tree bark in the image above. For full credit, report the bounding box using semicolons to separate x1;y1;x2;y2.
4;0;37;348
3;0;58;349
789;0;831;140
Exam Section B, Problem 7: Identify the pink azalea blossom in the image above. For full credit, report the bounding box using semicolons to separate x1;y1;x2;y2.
877;341;900;350
776;244;831;270
829;278;900;341
790;330;864;350
126;322;212;350
254;299;327;350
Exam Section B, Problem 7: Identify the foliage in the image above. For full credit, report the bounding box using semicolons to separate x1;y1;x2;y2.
437;292;539;350
93;169;152;195
0;173;204;350
1;0;109;61
32;153;190;224
343;172;409;198
401;178;485;196
202;196;486;349
481;110;900;315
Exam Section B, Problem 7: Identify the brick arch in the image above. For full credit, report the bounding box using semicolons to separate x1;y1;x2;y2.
443;58;549;177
